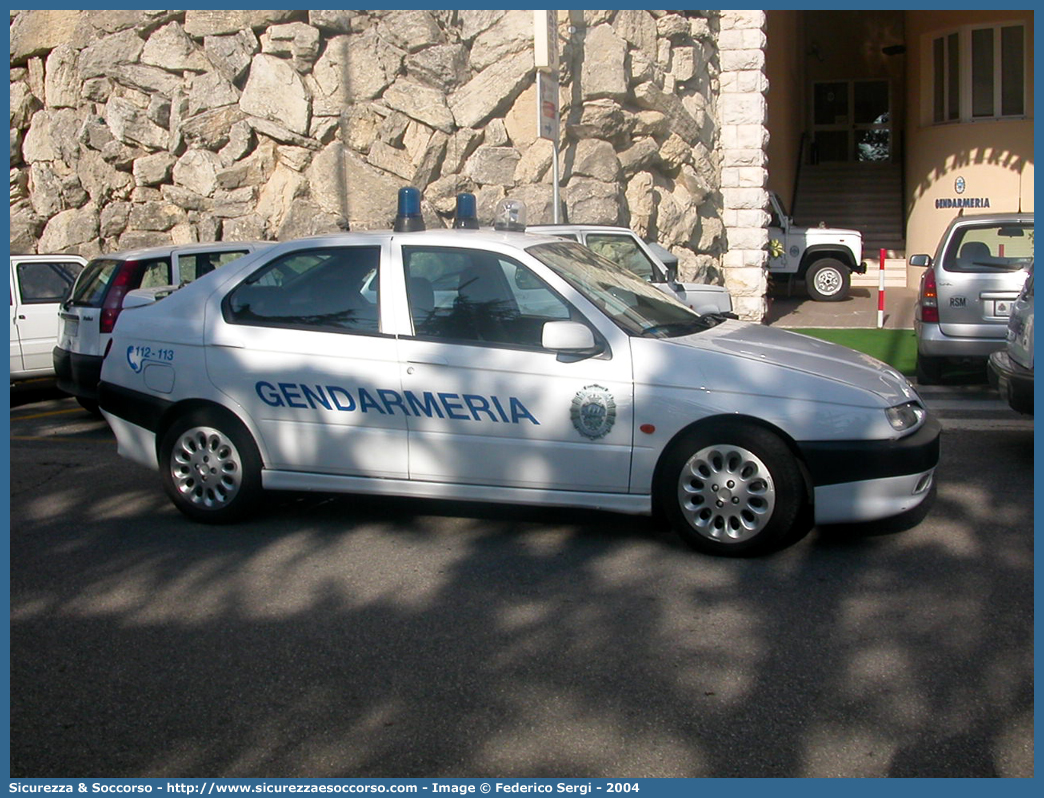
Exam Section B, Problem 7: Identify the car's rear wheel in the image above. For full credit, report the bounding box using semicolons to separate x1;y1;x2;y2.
806;258;850;302
76;397;102;417
159;408;263;524
916;353;944;385
656;422;810;556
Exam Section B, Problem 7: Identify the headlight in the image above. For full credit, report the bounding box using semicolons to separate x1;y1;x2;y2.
885;401;926;432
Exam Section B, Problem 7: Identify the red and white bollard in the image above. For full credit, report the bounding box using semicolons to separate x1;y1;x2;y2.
876;248;886;329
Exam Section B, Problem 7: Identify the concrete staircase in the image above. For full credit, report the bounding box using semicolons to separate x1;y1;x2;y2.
852;258;909;288
793;162;905;258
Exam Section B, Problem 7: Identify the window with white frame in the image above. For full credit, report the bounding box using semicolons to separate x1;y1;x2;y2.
930;23;1025;124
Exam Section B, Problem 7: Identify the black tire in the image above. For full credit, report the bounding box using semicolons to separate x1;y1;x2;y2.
159;407;264;524
916;353;944;386
76;396;102;417
656;422;810;557
806;258;851;302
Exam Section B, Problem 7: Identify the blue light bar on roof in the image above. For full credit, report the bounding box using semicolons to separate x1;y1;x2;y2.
393;187;425;232
453;193;479;229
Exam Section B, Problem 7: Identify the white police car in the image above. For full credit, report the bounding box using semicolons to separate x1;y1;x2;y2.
98;191;940;556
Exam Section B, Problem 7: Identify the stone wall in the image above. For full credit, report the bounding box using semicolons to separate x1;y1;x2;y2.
9;9;770;319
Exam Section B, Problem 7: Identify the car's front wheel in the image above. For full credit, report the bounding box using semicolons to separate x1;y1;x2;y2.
806;258;851;302
656;422;810;556
159;407;263;524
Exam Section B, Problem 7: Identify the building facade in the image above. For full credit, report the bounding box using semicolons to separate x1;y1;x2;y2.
765;9;1033;278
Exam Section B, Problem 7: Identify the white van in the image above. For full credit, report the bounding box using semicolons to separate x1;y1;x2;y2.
10;254;86;383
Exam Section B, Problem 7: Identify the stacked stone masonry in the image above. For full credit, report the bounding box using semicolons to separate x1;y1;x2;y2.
10;9;772;320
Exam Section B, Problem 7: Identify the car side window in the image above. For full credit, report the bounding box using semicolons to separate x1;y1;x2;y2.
584;234;656;281
178;249;251;283
225;247;381;334
15;261;82;304
403;246;572;348
139;259;174;289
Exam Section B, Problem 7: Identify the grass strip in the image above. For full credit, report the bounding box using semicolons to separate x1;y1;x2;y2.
791;328;918;376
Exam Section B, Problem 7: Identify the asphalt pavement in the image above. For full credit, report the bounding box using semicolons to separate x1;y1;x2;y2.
9;390;1033;778
764;284;917;330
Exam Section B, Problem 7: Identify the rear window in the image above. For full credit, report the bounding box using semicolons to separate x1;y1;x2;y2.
68;257;171;306
942;221;1034;273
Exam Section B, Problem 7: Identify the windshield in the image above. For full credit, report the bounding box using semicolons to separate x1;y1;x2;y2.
768;193;785;227
528;241;723;338
584;233;657;281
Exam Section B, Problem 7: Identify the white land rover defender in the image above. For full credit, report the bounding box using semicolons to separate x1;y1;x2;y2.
767;191;867;302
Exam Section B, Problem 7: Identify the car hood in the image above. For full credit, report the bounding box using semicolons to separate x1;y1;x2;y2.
632;320;918;407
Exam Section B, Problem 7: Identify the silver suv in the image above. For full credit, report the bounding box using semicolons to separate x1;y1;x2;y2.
912;212;1034;385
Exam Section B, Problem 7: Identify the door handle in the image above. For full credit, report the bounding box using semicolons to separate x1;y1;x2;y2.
405;357;448;375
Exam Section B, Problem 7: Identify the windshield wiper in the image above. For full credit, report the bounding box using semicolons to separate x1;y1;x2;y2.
641;316;724;338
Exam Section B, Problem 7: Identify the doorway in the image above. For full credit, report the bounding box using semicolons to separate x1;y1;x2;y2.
811;79;893;163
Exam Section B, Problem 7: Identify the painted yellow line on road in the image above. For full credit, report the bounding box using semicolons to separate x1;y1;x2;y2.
11;408;83;421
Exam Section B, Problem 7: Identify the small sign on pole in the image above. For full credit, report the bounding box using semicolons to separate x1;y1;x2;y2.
533;10;558;73
536;70;559;142
537;70;561;223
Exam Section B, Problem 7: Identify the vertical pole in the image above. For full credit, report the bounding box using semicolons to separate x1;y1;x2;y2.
534;11;560;224
876;248;886;329
552;139;561;223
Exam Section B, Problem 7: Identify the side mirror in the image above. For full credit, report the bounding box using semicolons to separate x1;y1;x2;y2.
647;242;680;285
542;320;597;352
908;254;932;267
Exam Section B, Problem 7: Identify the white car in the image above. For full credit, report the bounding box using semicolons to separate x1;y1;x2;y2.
97;193;939;557
10;253;86;383
55;241;269;412
767;191;866;301
527;224;733;316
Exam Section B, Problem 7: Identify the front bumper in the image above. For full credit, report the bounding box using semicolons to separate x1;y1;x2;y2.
799;416;942;525
53;346;103;400
988;350;1034;414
